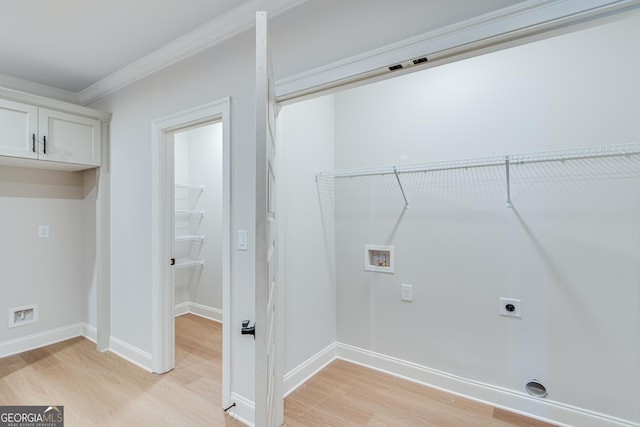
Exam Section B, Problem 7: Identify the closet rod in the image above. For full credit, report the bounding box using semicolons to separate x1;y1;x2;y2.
317;143;640;180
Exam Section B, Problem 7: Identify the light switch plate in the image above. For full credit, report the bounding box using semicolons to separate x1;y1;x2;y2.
238;230;248;251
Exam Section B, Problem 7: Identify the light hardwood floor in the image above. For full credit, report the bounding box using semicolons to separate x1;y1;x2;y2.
284;360;555;427
1;314;555;426
0;314;243;427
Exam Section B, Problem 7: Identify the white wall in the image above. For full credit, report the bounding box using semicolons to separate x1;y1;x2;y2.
331;12;640;425
89;29;258;405
88;0;493;410
280;96;336;375
174;123;223;315
84;1;640;423
0;167;96;350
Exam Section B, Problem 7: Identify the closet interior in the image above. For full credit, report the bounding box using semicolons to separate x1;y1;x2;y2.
280;13;640;426
173;122;223;322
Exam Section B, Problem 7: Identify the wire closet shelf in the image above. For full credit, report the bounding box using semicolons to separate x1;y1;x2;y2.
315;143;640;208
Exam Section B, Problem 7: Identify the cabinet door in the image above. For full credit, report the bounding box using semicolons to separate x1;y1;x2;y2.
38;108;101;166
0;99;38;160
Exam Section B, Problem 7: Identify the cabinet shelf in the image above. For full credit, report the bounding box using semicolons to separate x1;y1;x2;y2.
174;259;204;269
175;234;205;242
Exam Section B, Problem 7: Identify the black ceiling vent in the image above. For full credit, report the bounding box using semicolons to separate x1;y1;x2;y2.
388;56;428;72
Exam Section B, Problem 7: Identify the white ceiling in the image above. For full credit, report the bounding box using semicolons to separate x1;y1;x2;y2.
0;0;633;103
0;0;528;98
0;0;247;92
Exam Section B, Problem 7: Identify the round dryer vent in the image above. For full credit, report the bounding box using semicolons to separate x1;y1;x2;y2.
525;380;548;398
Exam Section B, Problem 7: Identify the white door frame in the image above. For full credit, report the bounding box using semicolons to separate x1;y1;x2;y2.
151;97;232;408
96;122;111;352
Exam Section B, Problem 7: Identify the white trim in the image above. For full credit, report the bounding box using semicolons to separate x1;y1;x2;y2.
83;324;98;343
0;323;84;358
174;302;223;323
77;0;308;105
275;0;640;101
151;97;232;407
96;130;111;352
228;392;256;427
0;86;111;121
283;342;337;397
335;342;639;427
0;73;80;104
174;302;190;317
109;336;153;372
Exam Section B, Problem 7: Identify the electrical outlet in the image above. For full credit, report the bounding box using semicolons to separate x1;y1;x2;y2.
499;297;521;318
401;284;413;302
38;225;50;238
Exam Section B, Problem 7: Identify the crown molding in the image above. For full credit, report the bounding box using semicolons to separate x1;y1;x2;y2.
0;73;80;104
0;86;111;120
78;0;308;105
275;0;640;101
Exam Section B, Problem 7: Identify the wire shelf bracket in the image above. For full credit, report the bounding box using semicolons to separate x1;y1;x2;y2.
505;155;512;209
393;166;409;208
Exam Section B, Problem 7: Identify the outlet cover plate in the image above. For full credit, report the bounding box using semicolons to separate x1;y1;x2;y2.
401;284;413;302
38;225;50;238
499;297;522;318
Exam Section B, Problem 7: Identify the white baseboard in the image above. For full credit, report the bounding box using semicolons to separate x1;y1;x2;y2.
83;324;97;343
109;336;153;372
1;322;152;376
174;302;190;317
335;343;638;427
174;301;222;323
284;342;337;397
0;323;85;358
227;392;255;427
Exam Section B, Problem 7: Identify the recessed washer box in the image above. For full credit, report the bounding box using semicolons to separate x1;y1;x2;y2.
9;304;38;328
364;244;394;273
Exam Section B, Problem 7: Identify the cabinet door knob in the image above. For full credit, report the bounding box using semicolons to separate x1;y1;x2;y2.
43;135;47;154
32;134;36;152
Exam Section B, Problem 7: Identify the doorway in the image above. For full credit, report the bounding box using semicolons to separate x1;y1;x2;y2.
173;122;223;321
151;98;231;409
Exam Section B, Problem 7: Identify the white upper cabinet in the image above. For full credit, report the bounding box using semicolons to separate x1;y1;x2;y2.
0;92;106;170
0;99;38;160
38;108;101;167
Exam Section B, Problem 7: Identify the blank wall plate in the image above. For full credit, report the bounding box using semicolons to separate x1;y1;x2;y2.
499;297;522;318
